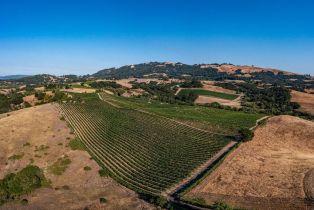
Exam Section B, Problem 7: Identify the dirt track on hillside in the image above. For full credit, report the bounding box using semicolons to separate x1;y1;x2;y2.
185;115;314;209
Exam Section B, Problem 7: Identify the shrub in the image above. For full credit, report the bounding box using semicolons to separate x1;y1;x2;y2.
48;157;71;175
24;102;32;108
68;138;85;150
98;169;110;177
62;185;70;190
0;165;48;205
21;199;28;205
23;142;31;147
238;128;254;142
212;200;236;210
84;166;91;171
8;153;24;161
99;197;107;203
190;197;206;206
34;145;49;152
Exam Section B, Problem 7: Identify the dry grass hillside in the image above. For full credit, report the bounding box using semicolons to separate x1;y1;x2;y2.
185;115;314;210
0;104;155;210
291;90;314;115
205;64;295;75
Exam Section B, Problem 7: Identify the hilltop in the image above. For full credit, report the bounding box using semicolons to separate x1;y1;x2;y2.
204;63;296;76
92;62;311;83
0;75;29;80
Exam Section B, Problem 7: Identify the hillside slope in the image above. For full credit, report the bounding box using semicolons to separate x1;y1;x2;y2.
0;104;155;210
185;115;314;209
92;62;311;84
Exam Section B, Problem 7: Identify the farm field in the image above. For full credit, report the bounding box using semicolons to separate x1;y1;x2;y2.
195;95;241;108
95;93;263;135
184;115;314;210
177;89;239;100
59;93;263;195
61;87;96;93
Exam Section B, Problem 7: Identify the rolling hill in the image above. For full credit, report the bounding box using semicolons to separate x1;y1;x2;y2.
0;75;29;80
92;62;311;83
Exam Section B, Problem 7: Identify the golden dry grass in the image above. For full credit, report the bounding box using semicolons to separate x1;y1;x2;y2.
0;104;155;210
291;90;314;115
185;115;314;208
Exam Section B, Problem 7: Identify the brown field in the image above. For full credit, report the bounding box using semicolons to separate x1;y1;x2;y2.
185;115;314;209
175;83;241;108
194;95;241;108
61;87;96;93
122;88;145;97
291;90;314;115
0;104;155;210
23;94;37;106
201;81;237;94
98;78;183;89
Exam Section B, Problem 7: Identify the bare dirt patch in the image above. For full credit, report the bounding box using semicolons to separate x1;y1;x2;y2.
201;81;237;94
0;104;155;210
195;95;241;108
122;88;145;97
23;94;37;106
291;90;314;115
99;78;183;89
61;88;96;93
185;115;314;209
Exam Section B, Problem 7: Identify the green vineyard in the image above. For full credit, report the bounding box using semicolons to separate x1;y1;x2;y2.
59;93;233;194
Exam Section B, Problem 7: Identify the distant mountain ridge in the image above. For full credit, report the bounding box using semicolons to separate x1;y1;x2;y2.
92;62;306;80
93;62;227;80
0;75;29;80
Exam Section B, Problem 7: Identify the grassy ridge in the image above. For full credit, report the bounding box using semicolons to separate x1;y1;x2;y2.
178;89;238;100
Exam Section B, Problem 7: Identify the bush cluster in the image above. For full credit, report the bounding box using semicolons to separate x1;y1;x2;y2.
0;165;48;205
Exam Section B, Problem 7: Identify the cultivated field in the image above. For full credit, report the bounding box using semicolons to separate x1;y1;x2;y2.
195;95;241;108
176;89;238;100
91;93;263;135
59;93;232;194
185;115;314;210
0;104;155;210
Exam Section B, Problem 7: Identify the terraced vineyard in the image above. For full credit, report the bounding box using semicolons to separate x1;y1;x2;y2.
59;93;232;194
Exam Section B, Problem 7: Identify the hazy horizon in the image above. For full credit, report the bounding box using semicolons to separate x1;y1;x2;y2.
0;60;313;77
1;0;314;76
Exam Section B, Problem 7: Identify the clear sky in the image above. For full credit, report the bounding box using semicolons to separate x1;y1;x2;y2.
0;0;313;76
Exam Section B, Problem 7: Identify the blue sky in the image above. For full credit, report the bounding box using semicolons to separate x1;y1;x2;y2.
0;0;313;76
